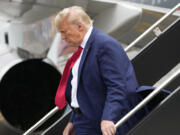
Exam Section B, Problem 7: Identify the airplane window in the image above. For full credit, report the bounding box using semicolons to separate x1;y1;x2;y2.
5;32;9;45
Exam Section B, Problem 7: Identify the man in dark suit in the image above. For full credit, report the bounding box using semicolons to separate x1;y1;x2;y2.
55;6;148;135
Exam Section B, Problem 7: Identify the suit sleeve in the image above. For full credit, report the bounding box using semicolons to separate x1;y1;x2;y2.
69;110;75;122
98;40;130;123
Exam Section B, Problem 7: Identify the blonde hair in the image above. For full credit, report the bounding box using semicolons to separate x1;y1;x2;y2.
55;6;93;29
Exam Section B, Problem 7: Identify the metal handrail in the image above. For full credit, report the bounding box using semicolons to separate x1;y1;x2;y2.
115;65;180;128
23;3;180;135
23;107;59;135
125;3;180;52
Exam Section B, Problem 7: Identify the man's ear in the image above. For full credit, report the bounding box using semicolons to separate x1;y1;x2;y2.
77;23;85;31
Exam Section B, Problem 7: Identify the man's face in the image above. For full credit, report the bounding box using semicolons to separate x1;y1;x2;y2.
58;19;84;47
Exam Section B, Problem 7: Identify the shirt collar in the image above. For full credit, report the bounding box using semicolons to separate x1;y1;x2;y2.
81;26;93;49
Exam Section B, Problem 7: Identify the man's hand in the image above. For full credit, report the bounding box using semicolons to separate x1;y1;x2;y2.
63;122;75;135
101;120;116;135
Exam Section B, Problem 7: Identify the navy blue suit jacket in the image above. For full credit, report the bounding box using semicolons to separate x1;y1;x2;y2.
65;27;149;134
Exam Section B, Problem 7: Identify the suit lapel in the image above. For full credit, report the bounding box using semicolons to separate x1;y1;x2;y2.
77;27;96;85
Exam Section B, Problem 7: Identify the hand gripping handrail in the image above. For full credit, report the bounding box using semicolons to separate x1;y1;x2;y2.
115;65;180;128
23;3;180;135
125;3;180;52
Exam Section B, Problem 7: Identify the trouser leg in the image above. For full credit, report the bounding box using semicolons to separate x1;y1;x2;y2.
73;113;102;135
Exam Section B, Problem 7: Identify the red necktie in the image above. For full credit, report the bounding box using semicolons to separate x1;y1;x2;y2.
55;46;83;110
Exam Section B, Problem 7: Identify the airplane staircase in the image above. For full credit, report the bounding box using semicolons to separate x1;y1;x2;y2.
125;13;180;135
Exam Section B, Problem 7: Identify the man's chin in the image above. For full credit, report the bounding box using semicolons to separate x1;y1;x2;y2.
68;43;80;47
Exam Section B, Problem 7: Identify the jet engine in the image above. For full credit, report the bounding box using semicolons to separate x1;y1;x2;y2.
0;44;63;134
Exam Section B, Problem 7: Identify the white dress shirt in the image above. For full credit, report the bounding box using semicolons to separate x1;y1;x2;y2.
71;26;93;108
